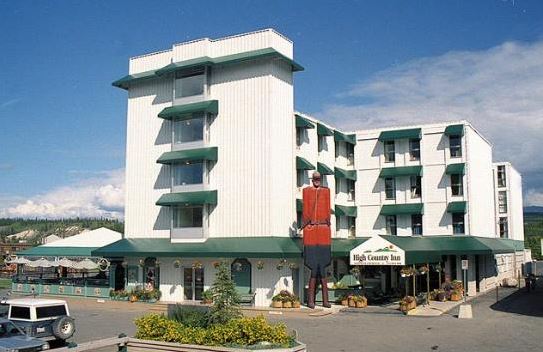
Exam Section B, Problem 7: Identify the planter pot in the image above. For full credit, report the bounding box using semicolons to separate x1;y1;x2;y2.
283;301;292;308
292;301;301;308
129;295;138;303
400;301;416;313
348;299;356;307
341;299;348;306
271;301;283;308
355;301;366;308
450;293;462;302
436;293;446;302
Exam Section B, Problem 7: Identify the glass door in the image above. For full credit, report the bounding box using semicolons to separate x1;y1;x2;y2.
183;268;193;300
194;268;204;300
183;267;204;301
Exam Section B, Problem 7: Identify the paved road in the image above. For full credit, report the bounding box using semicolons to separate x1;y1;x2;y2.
4;283;542;352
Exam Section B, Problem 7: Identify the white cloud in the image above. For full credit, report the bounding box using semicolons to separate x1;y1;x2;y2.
0;169;124;220
525;190;543;207
317;40;543;205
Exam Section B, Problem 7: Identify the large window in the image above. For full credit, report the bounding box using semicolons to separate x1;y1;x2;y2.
173;114;204;144
449;135;462;158
173;162;203;186
499;217;508;238
347;143;355;165
451;174;463;196
386;215;397;236
296;129;303;147
173;206;203;228
452;213;465;234
318;135;326;153
497;165;506;187
347;216;356;237
409;139;420;161
175;68;205;99
410;176;422;198
297;170;305;188
498;191;508;213
347;179;356;201
411;214;423;235
385;177;395;200
384;141;395;163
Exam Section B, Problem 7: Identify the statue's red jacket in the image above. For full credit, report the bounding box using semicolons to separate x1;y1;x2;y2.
302;186;331;246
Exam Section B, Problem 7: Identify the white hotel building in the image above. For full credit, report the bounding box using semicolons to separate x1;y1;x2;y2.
95;29;527;306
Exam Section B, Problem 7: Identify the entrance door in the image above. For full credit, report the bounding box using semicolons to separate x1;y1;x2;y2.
184;267;205;301
114;263;125;291
231;259;251;294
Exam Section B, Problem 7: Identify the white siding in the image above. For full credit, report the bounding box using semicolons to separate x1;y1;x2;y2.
508;166;524;241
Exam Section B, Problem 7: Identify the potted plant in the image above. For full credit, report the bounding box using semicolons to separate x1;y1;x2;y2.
271;294;283;308
201;289;213;304
418;265;429;275
338;294;349;306
399;296;416;313
353;295;367;308
451;280;463;293
282;296;292;308
435;289;446;302
450;289;462;301
400;266;415;277
347;294;356;307
292;296;301;308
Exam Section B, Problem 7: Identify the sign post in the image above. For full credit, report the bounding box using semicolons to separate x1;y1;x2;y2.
461;260;468;303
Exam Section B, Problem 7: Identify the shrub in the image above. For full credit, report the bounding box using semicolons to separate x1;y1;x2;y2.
134;314;294;348
169;305;210;329
208;261;241;325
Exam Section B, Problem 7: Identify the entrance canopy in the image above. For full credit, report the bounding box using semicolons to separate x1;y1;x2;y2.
350;235;524;266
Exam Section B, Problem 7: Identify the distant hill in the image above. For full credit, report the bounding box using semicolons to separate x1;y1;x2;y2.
524;206;543;213
0;218;123;245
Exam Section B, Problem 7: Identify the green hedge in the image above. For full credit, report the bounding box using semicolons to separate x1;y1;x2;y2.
135;314;294;348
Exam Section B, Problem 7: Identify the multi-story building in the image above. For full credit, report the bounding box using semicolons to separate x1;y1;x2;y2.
97;29;527;306
493;162;524;241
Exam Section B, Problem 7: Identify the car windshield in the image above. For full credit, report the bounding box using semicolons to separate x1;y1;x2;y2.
0;322;25;337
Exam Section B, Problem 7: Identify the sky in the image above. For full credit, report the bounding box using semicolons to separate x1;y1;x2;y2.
1;0;543;219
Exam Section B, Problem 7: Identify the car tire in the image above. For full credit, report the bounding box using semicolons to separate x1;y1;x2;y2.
52;316;75;340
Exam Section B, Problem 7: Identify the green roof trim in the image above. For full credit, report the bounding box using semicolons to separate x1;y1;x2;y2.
335;205;357;217
17;246;99;257
157;147;218;164
317;123;334;136
380;203;424;216
447;201;467;214
332;238;368;257
335;167;357;181
112;69;158;90
296;156;315;170
295;115;315;129
296;199;303;212
93;237;303;259
379;128;422;141
379;165;423;178
444;124;465;136
334;130;356;145
158;100;219;121
156;190;217;206
317;162;334;175
445;163;465;175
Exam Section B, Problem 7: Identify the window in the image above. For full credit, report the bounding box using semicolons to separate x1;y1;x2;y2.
335;178;340;195
347;179;356;201
36;305;67;319
173;206;203;228
335;141;340;158
348;216;356;237
175;68;205;99
410;176;422;198
297;170;305;188
497;165;506;187
498;191;508;213
499;217;508;238
449;135;462;158
297;211;302;229
385;177;395;200
347;143;355;165
173;114;204;144
386;215;397;236
452;213;465;234
409;139;420;161
318;135;325;153
10;306;30;320
384;141;395;163
296;129;303;147
451;174;463;196
411;214;423;235
173;162;203;186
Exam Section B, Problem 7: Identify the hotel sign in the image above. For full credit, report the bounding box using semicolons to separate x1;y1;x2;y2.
350;236;405;266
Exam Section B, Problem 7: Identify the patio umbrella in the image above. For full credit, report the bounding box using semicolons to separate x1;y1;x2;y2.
58;258;75;268
26;258;56;268
73;259;99;270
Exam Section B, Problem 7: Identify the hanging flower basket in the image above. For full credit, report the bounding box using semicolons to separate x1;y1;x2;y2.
400;266;415;277
192;261;203;269
173;259;182;269
256;260;264;270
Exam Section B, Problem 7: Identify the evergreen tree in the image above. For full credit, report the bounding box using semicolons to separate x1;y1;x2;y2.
208;261;241;325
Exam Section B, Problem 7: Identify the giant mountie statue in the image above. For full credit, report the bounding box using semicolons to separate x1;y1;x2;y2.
301;171;332;309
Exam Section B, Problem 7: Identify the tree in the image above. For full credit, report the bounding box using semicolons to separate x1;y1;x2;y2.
208;261;241;325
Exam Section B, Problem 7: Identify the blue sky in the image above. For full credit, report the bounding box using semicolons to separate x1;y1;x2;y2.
1;0;543;218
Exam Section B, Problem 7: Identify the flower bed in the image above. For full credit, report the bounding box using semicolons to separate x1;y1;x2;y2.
109;288;161;302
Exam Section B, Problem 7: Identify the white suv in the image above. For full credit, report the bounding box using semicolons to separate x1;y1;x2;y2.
2;299;75;344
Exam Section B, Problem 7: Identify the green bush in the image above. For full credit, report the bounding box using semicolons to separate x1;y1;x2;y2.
169;305;210;328
134;314;294;348
208;261;241;324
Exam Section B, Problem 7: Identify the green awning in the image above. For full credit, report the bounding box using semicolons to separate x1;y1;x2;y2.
112;69;157;90
378;128;421;141
380;203;424;216
296;156;315;170
93;237;303;259
295;115;315;129
317;123;334;136
17;246;99;257
157;147;218;164
317;162;334;175
447;201;467;214
445;163;465;175
335;167;357;181
379;165;423;178
335;205;357;217
158;100;219;120
156;190;217;206
296;199;303;212
332;238;368;257
334;130;356;145
444;124;465;136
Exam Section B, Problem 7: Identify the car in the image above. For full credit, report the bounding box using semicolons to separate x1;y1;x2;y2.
0;318;49;351
2;299;75;345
